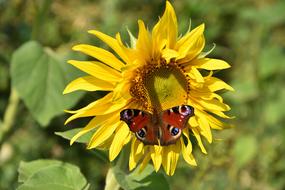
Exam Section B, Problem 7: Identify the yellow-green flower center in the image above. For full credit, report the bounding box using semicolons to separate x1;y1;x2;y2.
130;59;190;112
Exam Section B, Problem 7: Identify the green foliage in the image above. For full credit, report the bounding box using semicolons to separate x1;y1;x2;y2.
10;41;84;126
113;164;170;190
259;45;285;79
0;0;285;189
233;136;257;169
17;160;88;190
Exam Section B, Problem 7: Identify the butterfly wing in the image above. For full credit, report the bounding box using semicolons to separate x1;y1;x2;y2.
160;105;194;145
120;109;158;145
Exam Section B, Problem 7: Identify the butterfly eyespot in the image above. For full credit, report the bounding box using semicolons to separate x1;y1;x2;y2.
136;128;147;140
123;109;134;120
168;125;181;136
179;105;193;116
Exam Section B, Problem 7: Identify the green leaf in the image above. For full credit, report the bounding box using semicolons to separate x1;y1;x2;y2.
18;160;62;183
113;165;170;190
55;128;94;144
17;159;88;190
55;128;109;163
233;136;257;168
10;41;84;126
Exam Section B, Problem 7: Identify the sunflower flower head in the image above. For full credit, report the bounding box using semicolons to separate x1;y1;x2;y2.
64;1;234;176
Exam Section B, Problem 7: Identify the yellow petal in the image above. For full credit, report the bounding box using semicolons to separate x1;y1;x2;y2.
180;133;197;166
88;30;130;64
65;93;128;124
112;80;132;101
192;128;207;154
178;35;205;63
161;48;179;63
96;134;114;150
72;44;125;71
176;24;205;60
65;101;123;123
169;144;180;176
205;93;224;103
87;120;122;149
115;33;137;63
188;97;207;111
139;151;151;172
197;98;230;112
197;115;212;143
206;77;234;92
63;76;114;94
109;123;130;161
65;93;113;114
124;133;132;145
135;140;144;155
129;138;144;170
150;145;162;172
152;1;178;51
187;67;204;82
207;114;234;129
68;60;121;82
191;58;231;70
210;110;234;119
162;144;180;176
189;116;199;127
164;1;178;48
70;114;114;145
136;20;152;61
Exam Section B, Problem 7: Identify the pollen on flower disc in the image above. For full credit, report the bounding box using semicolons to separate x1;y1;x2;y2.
130;59;189;112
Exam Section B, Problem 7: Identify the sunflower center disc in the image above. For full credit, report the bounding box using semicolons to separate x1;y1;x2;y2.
144;65;188;112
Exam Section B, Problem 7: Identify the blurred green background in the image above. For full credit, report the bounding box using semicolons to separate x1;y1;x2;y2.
0;0;285;189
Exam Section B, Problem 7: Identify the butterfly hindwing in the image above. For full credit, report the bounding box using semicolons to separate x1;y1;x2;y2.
120;109;157;145
160;105;194;145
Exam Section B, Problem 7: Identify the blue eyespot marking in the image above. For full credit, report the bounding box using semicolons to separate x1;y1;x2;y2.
137;128;146;138
179;105;193;116
122;109;133;120
171;127;180;136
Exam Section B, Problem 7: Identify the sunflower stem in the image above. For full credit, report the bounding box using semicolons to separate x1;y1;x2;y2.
0;88;20;144
104;168;120;190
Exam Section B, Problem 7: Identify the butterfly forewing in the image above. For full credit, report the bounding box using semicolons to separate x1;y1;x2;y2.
120;109;158;145
160;105;194;145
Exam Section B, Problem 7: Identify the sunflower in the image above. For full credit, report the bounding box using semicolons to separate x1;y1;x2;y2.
64;1;233;176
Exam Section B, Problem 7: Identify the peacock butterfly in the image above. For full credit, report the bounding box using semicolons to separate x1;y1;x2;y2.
120;105;194;146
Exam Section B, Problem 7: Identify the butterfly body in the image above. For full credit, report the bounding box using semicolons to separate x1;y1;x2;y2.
120;105;194;146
